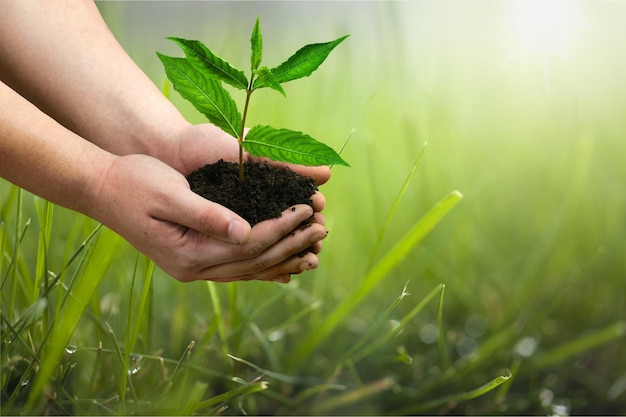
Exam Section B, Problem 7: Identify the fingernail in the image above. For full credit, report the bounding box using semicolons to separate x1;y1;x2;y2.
228;219;250;243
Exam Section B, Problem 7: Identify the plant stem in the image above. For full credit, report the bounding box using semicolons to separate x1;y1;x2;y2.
238;77;255;182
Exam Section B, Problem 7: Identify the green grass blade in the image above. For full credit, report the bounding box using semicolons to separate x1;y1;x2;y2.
33;198;54;300
25;227;119;411
207;281;230;358
227;353;321;385
354;284;445;365
195;381;268;411
127;256;155;355
2;188;26;322
395;370;512;414
291;190;462;365
437;283;452;369
179;381;209;415
161;340;196;409
369;142;427;263
105;321;135;415
329;128;355;169
312;377;395;415
529;320;626;370
337;283;410;364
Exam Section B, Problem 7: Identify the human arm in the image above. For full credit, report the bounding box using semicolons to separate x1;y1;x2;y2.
0;0;331;182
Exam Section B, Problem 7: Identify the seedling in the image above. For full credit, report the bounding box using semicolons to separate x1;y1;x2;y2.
157;18;350;181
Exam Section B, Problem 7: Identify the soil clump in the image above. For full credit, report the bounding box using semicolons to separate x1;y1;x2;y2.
186;160;317;226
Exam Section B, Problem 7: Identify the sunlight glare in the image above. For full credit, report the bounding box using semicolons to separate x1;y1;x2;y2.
510;1;580;59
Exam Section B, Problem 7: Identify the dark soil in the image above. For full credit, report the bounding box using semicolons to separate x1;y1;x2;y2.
186;160;317;226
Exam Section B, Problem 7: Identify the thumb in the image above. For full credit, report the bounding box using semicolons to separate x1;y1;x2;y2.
165;189;251;244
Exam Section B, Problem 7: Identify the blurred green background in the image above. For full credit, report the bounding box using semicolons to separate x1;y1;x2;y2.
101;1;626;412
3;1;625;414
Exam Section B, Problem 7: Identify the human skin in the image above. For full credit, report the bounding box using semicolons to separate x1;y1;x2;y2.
0;0;331;283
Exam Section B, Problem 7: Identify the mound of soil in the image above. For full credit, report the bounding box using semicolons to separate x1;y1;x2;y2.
186;160;317;226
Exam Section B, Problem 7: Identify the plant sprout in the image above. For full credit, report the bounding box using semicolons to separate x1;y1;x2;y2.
157;18;350;181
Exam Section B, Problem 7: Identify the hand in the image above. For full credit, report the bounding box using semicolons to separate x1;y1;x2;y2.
94;154;328;282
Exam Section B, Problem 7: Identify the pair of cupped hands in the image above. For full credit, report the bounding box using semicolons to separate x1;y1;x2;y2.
95;123;330;284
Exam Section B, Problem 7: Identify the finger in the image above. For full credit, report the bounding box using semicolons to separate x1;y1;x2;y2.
271;274;292;284
236;204;316;258
199;220;327;280
310;211;325;227
253;251;320;281
311;191;326;212
181;203;315;269
210;251;320;283
158;186;251;244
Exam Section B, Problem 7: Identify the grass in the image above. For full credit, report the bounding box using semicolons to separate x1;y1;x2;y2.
3;1;626;415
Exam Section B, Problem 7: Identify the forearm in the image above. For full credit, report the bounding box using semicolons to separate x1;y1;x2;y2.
0;80;114;218
0;0;186;165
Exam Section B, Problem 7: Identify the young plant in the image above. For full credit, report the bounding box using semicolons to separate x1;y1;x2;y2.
157;18;350;181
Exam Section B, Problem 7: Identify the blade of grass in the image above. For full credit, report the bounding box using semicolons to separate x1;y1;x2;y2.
33;198;53;299
419;325;519;394
227;282;243;352
195;380;268;411
77;343;229;381
33;198;53;334
394;370;512;414
341;283;444;365
25;227;119;411
312;377;395;415
206;281;230;359
369;142;427;264
3;297;47;341
41;223;104;302
2;188;29;322
291;190;463;365
529;320;626;371
292;383;347;406
168;340;196;387
105;321;138;415
495;358;521;404
122;254;155;400
179;381;209;415
249;322;283;372
228;353;323;385
336;282;411;364
437;283;452;370
87;341;103;399
329;128;355;169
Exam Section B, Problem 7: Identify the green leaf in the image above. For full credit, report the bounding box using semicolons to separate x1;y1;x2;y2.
244;125;349;167
254;35;349;88
253;67;285;96
167;37;248;90
157;52;241;138
250;17;263;72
